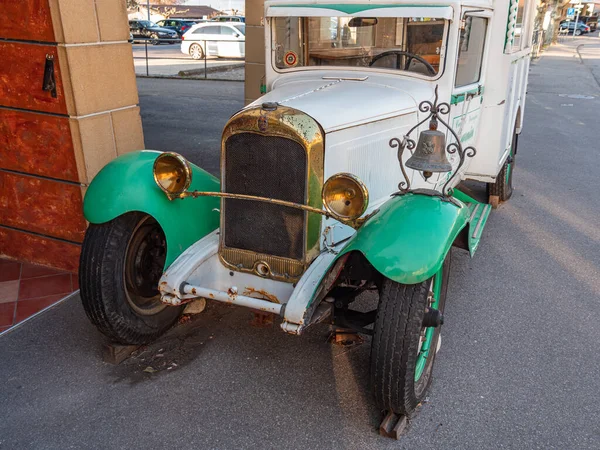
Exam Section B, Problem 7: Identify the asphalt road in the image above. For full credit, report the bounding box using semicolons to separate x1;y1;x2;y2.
1;39;600;449
137;77;243;175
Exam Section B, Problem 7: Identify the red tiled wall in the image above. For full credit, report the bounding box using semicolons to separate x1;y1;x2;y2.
0;109;79;182
0;228;81;273
0;42;67;115
0;1;84;272
0;0;56;42
0;172;86;242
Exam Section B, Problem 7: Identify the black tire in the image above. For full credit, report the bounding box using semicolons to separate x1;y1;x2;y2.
575;29;582;36
189;43;204;60
79;212;183;345
488;122;518;203
370;254;451;417
151;34;160;45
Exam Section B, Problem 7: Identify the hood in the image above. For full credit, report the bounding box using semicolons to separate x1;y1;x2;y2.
249;72;434;133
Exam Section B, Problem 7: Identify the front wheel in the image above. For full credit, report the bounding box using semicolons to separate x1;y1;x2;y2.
79;212;183;345
370;254;451;417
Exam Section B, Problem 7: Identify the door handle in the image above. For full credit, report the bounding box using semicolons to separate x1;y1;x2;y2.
42;54;57;98
466;85;483;101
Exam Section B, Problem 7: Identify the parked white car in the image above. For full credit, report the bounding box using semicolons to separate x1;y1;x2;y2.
181;22;245;59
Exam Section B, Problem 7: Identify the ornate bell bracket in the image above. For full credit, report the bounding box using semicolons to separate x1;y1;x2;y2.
390;86;477;200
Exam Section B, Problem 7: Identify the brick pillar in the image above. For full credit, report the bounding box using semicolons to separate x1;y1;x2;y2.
0;0;144;272
245;0;266;105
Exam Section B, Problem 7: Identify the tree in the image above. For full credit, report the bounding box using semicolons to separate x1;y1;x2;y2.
126;0;186;6
160;6;190;18
125;0;189;20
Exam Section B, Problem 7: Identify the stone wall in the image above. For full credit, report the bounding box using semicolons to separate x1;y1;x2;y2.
244;0;266;105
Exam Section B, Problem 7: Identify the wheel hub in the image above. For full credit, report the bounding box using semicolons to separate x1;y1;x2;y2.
124;219;167;315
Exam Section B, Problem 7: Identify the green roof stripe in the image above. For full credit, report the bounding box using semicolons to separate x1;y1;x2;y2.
271;4;448;14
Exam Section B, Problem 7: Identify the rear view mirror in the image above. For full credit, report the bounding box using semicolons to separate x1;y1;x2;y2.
348;17;378;27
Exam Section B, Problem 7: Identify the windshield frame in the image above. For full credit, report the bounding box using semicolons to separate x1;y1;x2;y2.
268;14;450;81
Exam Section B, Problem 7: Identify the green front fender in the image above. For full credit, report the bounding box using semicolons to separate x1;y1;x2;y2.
83;150;220;268
339;193;469;285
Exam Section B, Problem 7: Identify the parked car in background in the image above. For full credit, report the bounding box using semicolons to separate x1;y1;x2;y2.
129;20;178;44
181;23;245;59
578;15;598;31
211;15;245;23
155;19;197;37
559;20;590;36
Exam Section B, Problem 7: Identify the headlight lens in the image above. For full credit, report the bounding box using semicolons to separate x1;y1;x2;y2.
153;152;192;196
322;173;369;221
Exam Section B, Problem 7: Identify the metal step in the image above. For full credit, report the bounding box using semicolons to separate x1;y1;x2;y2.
464;202;492;255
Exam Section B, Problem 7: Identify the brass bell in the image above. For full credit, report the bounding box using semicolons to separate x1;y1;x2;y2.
406;126;452;178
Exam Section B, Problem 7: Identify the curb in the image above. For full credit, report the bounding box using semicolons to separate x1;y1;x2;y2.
574;43;600;88
136;74;244;82
0;290;80;338
178;63;244;77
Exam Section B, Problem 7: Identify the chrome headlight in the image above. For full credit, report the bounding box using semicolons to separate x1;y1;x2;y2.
322;173;369;221
153;152;192;197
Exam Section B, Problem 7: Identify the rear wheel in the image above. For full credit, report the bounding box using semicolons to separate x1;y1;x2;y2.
488;122;518;206
79;212;182;345
150;33;160;45
189;43;204;60
370;254;451;417
575;29;582;36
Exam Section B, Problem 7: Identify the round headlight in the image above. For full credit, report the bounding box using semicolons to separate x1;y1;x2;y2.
153;152;192;196
322;173;369;221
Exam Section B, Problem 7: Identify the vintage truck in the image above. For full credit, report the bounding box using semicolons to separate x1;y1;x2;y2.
80;0;535;431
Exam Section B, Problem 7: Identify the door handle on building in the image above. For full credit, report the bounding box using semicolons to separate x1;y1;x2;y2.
42;54;57;98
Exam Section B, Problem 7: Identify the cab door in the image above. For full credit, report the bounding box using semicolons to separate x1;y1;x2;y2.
445;12;490;183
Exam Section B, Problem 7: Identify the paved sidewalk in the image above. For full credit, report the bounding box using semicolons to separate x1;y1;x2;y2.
1;43;599;449
132;44;244;80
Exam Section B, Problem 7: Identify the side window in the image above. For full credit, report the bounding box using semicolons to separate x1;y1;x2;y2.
221;26;237;36
156;21;164;27
193;27;207;35
455;16;487;87
510;0;532;51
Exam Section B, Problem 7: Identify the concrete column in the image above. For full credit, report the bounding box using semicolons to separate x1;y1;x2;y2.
0;0;144;271
245;0;266;105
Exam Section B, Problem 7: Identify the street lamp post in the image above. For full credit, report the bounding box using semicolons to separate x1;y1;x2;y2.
573;0;582;37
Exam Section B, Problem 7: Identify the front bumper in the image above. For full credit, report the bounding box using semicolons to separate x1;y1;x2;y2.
158;230;343;334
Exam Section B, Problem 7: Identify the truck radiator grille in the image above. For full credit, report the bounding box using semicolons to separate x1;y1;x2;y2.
223;133;307;261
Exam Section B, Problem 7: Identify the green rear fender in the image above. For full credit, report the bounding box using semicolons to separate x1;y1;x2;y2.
339;193;469;285
83;150;220;268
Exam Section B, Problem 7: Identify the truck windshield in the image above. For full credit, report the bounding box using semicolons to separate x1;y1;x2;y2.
272;16;446;77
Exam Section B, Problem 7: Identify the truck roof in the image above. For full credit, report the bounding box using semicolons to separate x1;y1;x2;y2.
264;0;495;11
